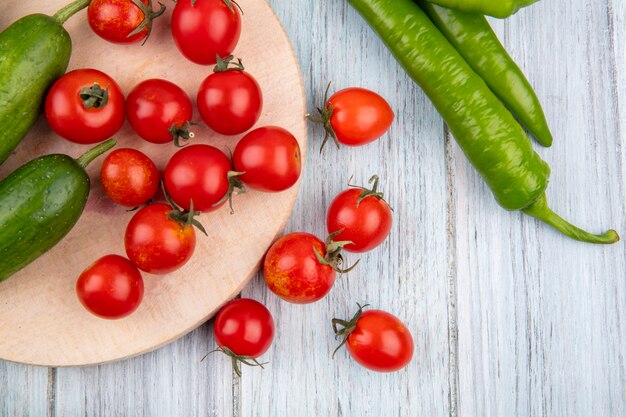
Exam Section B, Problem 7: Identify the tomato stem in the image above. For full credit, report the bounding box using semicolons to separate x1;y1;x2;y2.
162;182;208;235
80;83;109;109
76;138;116;168
313;230;360;274
213;55;245;72
213;171;246;214
331;303;370;358
348;174;393;210
127;0;166;46
53;0;92;25
169;121;197;147
305;82;340;152
203;346;267;378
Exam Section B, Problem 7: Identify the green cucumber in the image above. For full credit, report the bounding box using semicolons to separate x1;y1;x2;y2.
0;139;115;282
0;0;91;165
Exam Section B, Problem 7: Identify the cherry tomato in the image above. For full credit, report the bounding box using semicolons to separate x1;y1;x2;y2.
197;57;263;135
45;69;125;144
164;144;233;212
263;232;356;304
214;298;275;357
126;79;193;145
100;148;160;207
171;0;241;65
125;203;197;274
308;86;394;149
326;175;392;253
87;0;166;44
232;126;301;192
76;254;144;319
333;305;414;372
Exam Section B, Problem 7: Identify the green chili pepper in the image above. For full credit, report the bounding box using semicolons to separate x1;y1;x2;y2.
422;0;539;18
418;1;553;147
347;0;619;244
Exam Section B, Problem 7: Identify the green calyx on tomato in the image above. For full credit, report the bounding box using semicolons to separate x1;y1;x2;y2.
306;82;339;152
349;174;392;209
213;54;245;72
331;303;369;358
204;346;267;378
169;121;197;148
213;171;246;214
127;0;166;45
79;83;109;109
162;182;207;236
313;230;360;274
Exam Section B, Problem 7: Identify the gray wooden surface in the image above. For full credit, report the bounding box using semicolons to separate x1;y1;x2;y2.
2;0;625;416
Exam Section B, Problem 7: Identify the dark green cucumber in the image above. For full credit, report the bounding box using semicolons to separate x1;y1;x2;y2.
0;0;91;165
0;139;115;282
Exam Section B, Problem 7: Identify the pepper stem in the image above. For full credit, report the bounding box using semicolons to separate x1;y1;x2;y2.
54;0;92;25
522;194;620;244
76;139;116;168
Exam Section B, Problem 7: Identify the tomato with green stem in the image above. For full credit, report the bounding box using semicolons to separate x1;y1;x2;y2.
233;126;301;192
263;232;359;304
327;175;393;253
76;254;144;319
124;189;206;274
164;144;244;213
87;0;166;45
197;56;263;135
171;0;242;65
307;84;394;150
210;298;275;377
126;79;194;146
100;148;160;207
45;68;125;144
332;304;414;372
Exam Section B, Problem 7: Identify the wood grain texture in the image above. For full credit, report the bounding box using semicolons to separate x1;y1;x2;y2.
1;0;625;416
0;0;306;366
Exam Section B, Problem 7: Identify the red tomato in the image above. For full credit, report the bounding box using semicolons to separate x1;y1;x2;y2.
197;58;263;135
263;232;355;304
87;0;166;44
76;254;144;319
125;203;197;274
100;148;160;207
126;79;193;145
45;69;125;144
308;86;394;149
171;0;241;65
164;144;233;212
326;176;392;253
233;126;301;192
334;305;413;372
214;298;275;357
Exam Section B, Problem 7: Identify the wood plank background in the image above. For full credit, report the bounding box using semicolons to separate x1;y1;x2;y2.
1;0;624;416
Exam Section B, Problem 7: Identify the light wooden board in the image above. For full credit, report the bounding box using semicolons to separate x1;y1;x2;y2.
0;0;307;367
2;0;626;416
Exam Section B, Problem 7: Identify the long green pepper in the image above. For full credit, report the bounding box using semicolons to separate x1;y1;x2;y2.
347;0;619;244
418;1;553;147
423;0;539;18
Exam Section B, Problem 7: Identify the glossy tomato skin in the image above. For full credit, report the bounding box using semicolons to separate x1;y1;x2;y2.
197;70;263;135
88;0;149;44
125;204;196;274
45;69;125;144
164;144;231;212
127;79;193;144
171;0;241;65
76;254;144;319
347;310;414;372
233;126;301;192
328;88;394;146
327;189;392;253
263;232;335;304
100;148;160;207
214;298;275;357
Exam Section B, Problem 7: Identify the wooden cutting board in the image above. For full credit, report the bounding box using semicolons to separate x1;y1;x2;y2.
0;0;306;367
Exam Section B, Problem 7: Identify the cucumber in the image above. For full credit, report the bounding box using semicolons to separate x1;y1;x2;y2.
0;139;115;282
0;0;91;165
